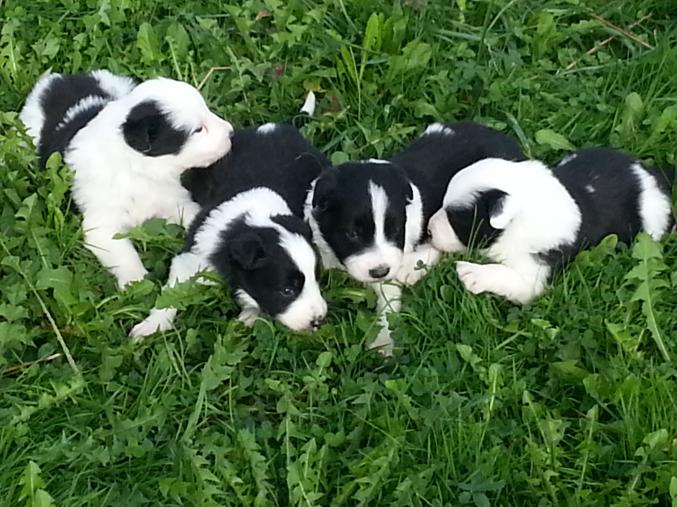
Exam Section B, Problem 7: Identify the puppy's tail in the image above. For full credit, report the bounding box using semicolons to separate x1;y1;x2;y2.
291;91;316;129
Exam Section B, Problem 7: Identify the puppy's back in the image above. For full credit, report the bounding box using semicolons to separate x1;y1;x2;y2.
554;147;673;245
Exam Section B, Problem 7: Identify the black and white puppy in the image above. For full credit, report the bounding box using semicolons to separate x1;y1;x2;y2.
428;147;675;303
19;70;234;289
130;122;329;339
306;121;524;354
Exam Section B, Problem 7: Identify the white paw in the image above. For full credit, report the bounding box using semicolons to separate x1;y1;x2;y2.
129;308;176;342
116;268;148;290
238;307;260;327
367;327;394;357
395;261;427;286
456;261;492;295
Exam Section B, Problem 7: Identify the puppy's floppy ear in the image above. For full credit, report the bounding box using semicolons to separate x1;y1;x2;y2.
312;168;338;212
122;100;163;154
226;231;267;271
479;189;517;230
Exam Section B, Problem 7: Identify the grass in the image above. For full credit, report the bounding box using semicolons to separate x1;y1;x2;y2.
1;0;676;505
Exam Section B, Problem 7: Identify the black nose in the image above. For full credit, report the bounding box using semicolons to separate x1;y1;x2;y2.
311;315;326;329
369;265;390;279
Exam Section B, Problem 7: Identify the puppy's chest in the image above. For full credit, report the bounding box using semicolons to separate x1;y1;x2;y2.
75;170;191;226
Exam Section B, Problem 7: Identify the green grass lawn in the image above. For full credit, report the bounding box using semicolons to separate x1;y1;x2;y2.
1;0;676;505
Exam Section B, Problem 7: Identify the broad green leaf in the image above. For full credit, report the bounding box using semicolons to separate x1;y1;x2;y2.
534;129;575;151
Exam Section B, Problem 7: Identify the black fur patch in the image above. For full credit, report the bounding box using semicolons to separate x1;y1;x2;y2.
445;189;509;249
122;100;190;156
36;73;116;166
182;123;328;211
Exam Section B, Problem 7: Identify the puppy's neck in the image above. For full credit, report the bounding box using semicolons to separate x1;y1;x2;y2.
193;188;293;258
304;178;342;270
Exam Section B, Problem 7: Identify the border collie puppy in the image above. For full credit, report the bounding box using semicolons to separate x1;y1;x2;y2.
305;121;524;354
130;122;329;339
19;70;234;289
428;148;675;304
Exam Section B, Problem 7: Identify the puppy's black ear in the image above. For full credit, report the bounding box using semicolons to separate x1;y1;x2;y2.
312;168;337;212
227;231;267;271
479;189;516;230
122;101;163;154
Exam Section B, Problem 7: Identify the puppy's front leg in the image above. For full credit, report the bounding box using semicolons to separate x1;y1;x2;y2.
396;242;442;286
83;222;147;289
130;251;210;341
165;200;201;228
367;281;403;357
455;260;550;304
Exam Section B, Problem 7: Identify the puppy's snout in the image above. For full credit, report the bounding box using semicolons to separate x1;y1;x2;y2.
369;265;390;279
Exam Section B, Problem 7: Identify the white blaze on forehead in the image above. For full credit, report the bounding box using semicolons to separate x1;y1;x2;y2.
369;181;389;248
342;181;404;282
367;158;391;164
630;162;672;240
404;183;423;253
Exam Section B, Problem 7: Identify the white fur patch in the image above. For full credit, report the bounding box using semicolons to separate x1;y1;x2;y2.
366;158;391;164
300;91;316;116
55;95;109;131
19;71;61;145
90;69;136;98
630;162;672;240
585;184;595;194
193;188;292;257
424;122;455;136
343;182;403;283
235;290;261;326
305;178;343;270
428;208;465;252
557;153;577;167
257;122;277;134
404;184;423;254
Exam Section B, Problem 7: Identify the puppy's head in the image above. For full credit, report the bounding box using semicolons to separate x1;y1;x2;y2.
121;78;233;169
214;215;327;332
429;188;511;252
310;160;413;283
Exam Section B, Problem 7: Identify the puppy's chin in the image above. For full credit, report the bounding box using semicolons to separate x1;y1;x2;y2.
429;210;466;253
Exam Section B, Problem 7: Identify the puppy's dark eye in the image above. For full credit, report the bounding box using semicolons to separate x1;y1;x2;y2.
280;286;299;297
194;125;204;134
345;230;359;241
